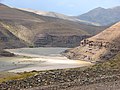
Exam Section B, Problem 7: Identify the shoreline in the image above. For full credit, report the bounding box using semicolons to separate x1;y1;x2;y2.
7;56;92;73
0;48;93;73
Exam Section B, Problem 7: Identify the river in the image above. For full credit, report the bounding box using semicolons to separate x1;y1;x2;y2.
0;47;92;73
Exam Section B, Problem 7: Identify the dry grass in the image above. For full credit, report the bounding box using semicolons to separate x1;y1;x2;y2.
0;71;38;83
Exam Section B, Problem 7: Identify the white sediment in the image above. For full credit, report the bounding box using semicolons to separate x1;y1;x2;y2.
0;48;92;73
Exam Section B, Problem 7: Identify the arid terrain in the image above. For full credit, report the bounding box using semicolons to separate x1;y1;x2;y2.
63;22;120;62
77;6;120;26
0;52;120;90
0;3;107;49
0;2;120;90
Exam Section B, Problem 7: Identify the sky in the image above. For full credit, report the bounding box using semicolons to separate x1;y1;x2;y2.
1;0;120;16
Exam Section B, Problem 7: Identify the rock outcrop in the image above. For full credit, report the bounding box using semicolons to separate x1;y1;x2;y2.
63;22;120;62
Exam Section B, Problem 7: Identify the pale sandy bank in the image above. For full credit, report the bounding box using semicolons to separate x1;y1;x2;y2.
1;48;92;73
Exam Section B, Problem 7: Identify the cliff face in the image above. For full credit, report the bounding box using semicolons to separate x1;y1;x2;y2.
34;34;90;47
63;22;120;62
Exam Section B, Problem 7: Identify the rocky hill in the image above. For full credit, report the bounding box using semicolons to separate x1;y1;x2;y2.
77;6;120;26
0;3;107;48
63;22;120;62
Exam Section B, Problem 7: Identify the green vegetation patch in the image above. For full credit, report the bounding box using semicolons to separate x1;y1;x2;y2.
0;71;38;83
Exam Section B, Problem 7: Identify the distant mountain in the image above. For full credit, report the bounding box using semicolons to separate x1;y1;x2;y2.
77;6;120;26
63;22;120;62
19;8;76;20
18;8;100;26
0;3;107;49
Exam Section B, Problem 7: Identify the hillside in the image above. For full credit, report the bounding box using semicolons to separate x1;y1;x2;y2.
0;22;26;49
63;22;120;62
19;8;99;26
0;3;107;48
77;6;120;26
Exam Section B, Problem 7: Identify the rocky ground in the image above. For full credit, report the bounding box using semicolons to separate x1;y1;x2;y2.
0;53;120;90
26;80;120;90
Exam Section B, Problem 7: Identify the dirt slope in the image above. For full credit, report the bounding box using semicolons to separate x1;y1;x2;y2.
63;22;120;62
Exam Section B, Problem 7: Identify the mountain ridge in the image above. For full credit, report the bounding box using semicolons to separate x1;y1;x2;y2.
18;8;100;26
0;3;107;48
77;6;120;26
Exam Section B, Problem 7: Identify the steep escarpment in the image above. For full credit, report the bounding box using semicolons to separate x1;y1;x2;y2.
63;22;120;62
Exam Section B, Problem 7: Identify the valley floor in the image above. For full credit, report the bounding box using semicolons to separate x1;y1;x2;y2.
0;47;92;85
1;48;120;90
0;56;91;73
0;47;92;73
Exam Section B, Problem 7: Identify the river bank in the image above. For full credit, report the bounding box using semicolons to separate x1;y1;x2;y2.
0;54;120;90
0;47;92;73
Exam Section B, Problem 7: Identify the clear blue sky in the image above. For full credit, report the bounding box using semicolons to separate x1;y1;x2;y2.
1;0;120;16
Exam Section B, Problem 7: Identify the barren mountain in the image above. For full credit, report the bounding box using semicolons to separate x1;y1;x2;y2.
77;6;120;26
19;8;99;26
0;3;107;49
63;22;120;62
